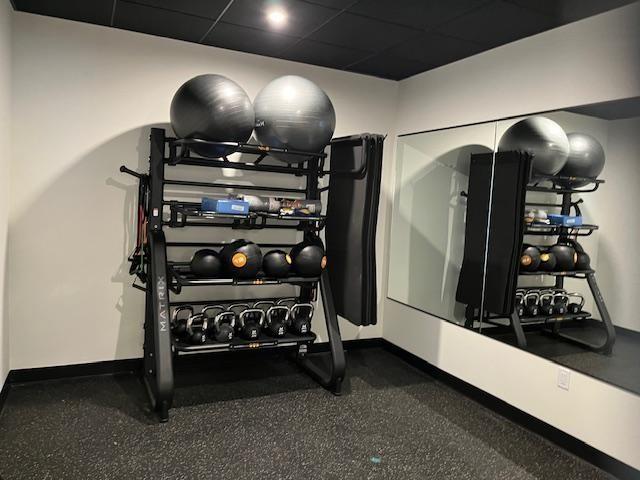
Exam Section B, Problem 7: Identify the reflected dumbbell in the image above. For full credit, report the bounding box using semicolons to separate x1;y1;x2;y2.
202;305;235;342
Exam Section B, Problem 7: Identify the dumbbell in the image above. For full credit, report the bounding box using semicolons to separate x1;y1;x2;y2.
171;306;193;338
553;292;569;315
233;304;264;340
538;291;555;316
523;291;540;317
567;293;585;314
185;313;208;344
254;301;288;338
202;305;235;342
278;299;313;335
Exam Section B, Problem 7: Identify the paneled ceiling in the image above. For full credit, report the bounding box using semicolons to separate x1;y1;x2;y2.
11;0;637;80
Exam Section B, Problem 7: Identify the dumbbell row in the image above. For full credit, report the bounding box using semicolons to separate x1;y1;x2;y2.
515;288;585;318
171;299;314;345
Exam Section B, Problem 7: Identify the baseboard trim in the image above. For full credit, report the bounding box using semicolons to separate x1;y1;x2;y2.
2;337;637;478
379;339;639;480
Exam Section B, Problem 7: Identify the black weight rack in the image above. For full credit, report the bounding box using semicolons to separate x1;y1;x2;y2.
120;128;346;422
486;175;616;353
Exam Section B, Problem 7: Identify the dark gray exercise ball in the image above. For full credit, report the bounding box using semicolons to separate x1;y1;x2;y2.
253;75;336;163
170;74;254;158
555;133;605;187
498;116;570;177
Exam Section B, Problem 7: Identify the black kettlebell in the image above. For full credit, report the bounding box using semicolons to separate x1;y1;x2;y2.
549;243;576;272
171;306;193;338
288;302;313;335
538;248;557;272
567;293;585;314
520;245;541;272
190;249;223;277
202;305;235;343
539;292;555;316
553;293;569;315
255;301;288;338
290;239;326;277
524;292;540;317
220;240;263;278
185;314;208;345
237;307;264;340
262;250;292;278
515;291;525;317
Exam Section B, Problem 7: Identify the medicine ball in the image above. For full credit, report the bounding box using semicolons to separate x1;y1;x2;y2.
190;249;222;277
290;239;327;277
538;247;557;272
498;116;569;177
549;244;577;271
220;240;262;278
170;74;254;158
520;245;541;272
564;239;591;270
262;250;292;278
253;75;336;163
555;133;606;187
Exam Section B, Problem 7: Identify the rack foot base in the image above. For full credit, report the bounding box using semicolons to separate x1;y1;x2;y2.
295;351;344;396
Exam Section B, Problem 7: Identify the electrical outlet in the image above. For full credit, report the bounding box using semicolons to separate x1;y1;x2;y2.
557;368;571;390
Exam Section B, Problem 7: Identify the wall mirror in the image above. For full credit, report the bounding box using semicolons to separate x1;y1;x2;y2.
388;96;640;395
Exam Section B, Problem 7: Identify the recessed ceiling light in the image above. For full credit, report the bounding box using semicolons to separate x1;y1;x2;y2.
266;8;288;28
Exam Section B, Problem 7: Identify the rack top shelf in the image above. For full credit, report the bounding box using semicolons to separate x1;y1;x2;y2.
519;269;595;277
527;175;604;194
524;223;599;236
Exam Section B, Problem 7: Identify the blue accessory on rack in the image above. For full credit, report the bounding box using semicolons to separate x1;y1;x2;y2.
201;197;249;215
547;214;583;226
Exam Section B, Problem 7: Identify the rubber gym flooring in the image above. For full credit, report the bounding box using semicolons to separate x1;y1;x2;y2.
0;347;614;480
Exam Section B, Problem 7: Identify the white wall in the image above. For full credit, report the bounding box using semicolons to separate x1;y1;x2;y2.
0;0;12;387
8;13;398;370
385;2;640;470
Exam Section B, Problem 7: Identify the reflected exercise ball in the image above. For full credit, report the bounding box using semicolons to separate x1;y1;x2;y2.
253;75;336;163
498;116;570;177
555;133;605;187
170;74;255;157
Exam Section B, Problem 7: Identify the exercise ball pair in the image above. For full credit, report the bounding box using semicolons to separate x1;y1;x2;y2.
498;116;605;184
170;74;335;162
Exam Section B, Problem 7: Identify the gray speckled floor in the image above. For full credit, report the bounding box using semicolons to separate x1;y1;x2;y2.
0;348;613;480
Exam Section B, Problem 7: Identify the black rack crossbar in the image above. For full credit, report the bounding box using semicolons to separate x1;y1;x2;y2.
165;242;297;248
174;332;317;355
527;177;604;194
169;296;295;307
519;269;595;277
170;137;327;159
164;179;305;194
524;224;598;236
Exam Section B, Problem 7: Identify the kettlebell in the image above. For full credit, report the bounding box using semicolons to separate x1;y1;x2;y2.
202;305;235;343
262;250;292;278
567;293;585;314
290;238;326;277
171;306;193;338
255;301;288;338
237;306;264;340
220;240;263;278
515;291;525;317
287;302;313;335
520;245;541;272
538;248;557;272
190;249;223;277
524;292;540;317
553;293;569;315
539;291;555;316
185;313;208;345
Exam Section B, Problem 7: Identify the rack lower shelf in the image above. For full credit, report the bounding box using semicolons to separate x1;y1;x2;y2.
173;331;317;354
168;264;319;288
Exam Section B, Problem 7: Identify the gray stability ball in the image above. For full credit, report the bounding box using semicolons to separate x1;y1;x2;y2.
498;116;570;177
556;133;606;187
170;74;254;157
253;75;336;163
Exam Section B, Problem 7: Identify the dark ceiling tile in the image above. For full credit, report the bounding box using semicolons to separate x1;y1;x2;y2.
348;0;489;29
220;0;339;38
309;12;419;53
348;53;427;80
13;0;114;26
303;0;355;8
280;39;370;68
508;0;637;23
128;0;230;19
437;0;557;48
203;21;299;57
114;1;213;43
387;32;486;68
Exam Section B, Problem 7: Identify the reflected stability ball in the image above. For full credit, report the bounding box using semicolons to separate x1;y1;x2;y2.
498;116;570;177
170;74;254;157
253;75;336;163
556;133;606;187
